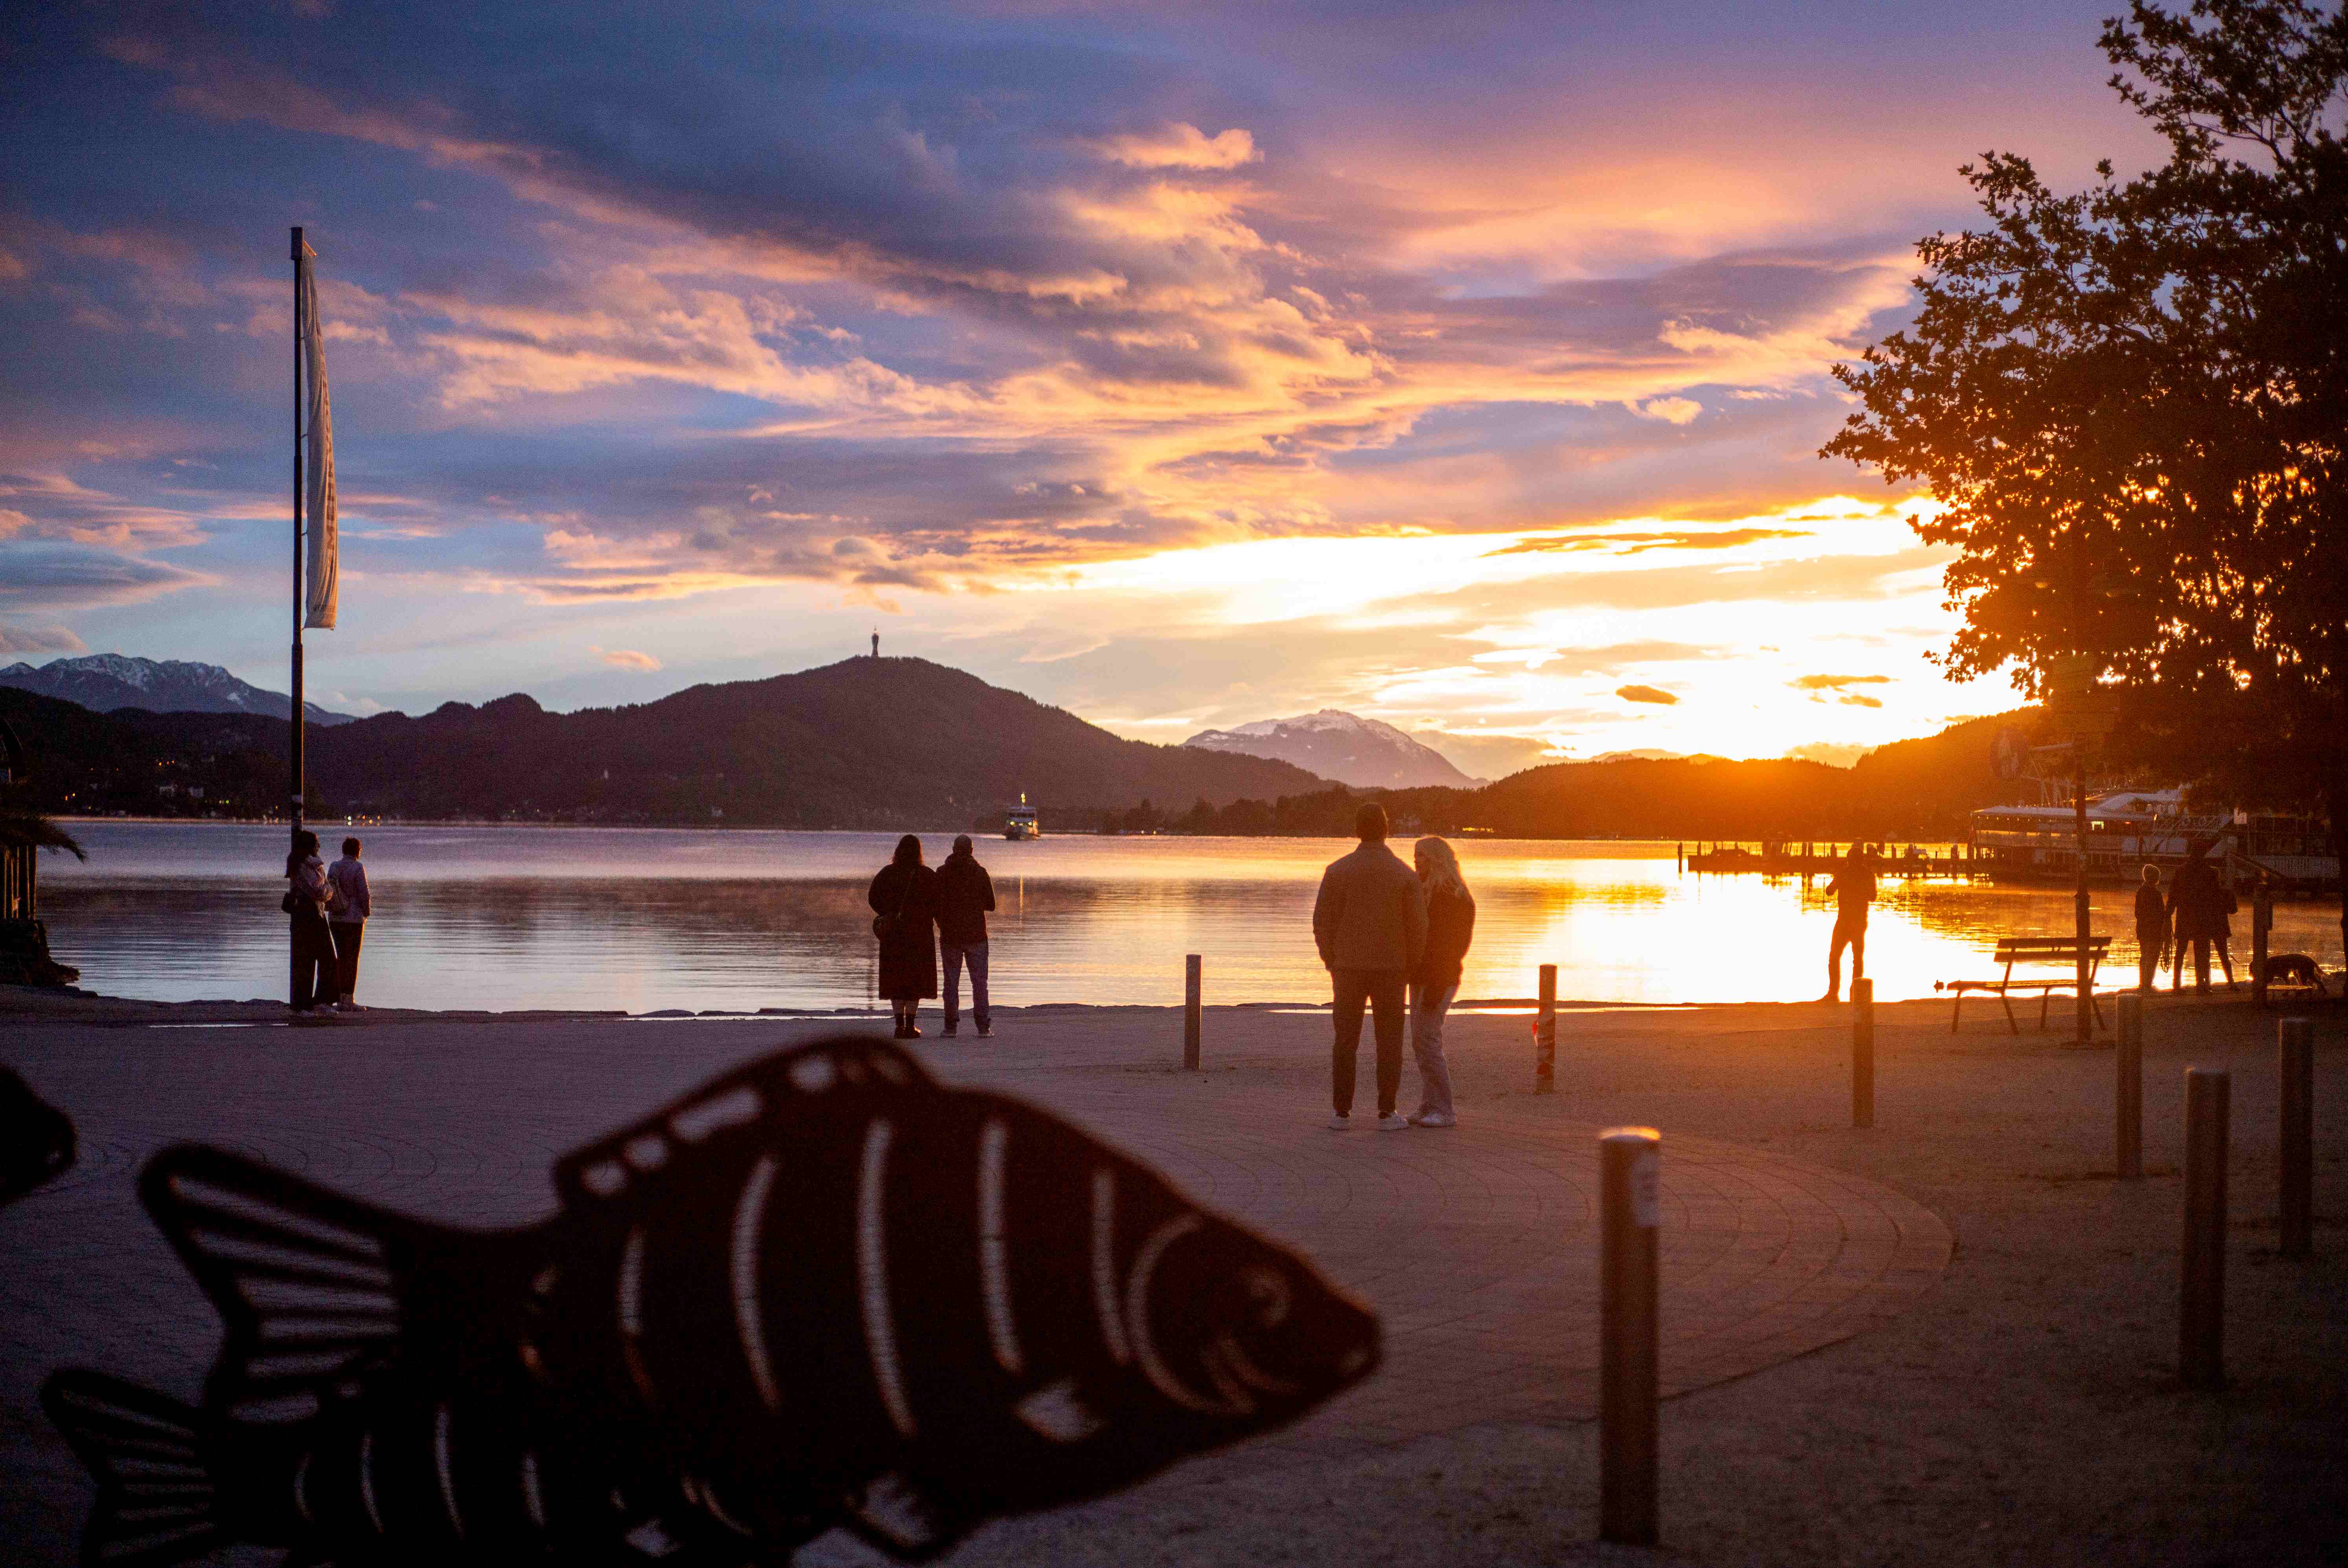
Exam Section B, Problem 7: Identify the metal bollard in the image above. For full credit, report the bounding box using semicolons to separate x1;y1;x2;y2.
2116;993;2143;1180
1599;1127;1661;1546
1851;978;1875;1128
1534;964;1557;1093
2281;1018;2313;1258
1182;954;1202;1071
2180;1067;2229;1390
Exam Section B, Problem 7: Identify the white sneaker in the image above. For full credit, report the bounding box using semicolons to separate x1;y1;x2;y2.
1376;1113;1410;1131
1327;1113;1352;1130
1411;1111;1456;1128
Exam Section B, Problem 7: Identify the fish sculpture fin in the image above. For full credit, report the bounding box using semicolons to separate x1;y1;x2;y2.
138;1144;504;1421
840;1473;976;1564
39;1370;236;1568
551;1035;939;1211
0;1064;76;1205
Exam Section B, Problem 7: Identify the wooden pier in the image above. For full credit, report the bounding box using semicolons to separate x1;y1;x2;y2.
1679;841;1978;879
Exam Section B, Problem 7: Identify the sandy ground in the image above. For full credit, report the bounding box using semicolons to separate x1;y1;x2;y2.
1;984;2342;1566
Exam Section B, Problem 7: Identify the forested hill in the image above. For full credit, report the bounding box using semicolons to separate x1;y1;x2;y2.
1389;710;2036;840
0;659;1326;827
304;657;1328;826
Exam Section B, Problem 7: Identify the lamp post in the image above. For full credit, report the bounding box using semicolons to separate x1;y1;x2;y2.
2046;650;2100;1042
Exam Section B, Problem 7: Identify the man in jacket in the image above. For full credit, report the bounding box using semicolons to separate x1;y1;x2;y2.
1312;802;1427;1130
2166;840;2232;995
936;834;997;1037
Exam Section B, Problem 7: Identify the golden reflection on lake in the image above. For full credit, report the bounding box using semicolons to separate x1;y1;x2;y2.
39;823;2344;1013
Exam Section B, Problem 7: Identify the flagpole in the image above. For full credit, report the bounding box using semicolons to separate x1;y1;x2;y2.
290;225;305;1009
290;226;305;844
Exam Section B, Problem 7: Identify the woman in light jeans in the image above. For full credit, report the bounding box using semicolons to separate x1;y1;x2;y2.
1408;836;1477;1128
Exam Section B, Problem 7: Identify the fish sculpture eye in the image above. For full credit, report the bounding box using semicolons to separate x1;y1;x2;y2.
1243;1267;1293;1328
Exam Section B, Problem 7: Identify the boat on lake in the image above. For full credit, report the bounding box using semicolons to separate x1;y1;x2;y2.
1004;795;1039;841
1968;789;2339;893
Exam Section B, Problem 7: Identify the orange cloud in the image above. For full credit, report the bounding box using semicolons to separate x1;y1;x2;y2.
1792;673;1892;690
1086;124;1260;170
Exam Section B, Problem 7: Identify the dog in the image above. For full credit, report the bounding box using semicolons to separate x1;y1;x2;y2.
2259;953;2329;995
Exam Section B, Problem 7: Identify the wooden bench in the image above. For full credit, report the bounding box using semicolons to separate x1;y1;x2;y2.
1935;937;2111;1034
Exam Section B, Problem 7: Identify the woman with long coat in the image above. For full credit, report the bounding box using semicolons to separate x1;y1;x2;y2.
868;834;939;1038
284;828;336;1013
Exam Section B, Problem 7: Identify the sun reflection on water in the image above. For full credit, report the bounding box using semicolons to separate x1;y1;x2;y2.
38;823;2342;1013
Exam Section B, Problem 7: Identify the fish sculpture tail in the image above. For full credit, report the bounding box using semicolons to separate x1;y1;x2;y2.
0;1065;75;1205
40;1370;234;1568
139;1144;542;1421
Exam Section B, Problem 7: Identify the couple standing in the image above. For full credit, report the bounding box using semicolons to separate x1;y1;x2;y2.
868;833;996;1039
284;828;372;1013
1312;802;1477;1130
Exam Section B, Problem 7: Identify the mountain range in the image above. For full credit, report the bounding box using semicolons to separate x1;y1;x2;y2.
0;650;2043;837
0;657;1324;828
1185;709;1481;788
0;655;354;725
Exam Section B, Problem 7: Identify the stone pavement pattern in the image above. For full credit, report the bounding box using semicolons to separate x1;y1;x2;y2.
1013;1073;1947;1454
0;1005;1944;1558
4;992;2342;1567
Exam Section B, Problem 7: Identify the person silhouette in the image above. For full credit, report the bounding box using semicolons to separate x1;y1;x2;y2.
1820;842;1875;1003
1312;802;1427;1130
2133;863;2169;993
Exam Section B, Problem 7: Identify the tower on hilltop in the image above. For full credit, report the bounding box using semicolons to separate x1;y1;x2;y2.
871;630;879;659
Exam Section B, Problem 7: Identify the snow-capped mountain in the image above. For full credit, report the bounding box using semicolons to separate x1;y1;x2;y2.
1183;709;1481;789
0;654;356;724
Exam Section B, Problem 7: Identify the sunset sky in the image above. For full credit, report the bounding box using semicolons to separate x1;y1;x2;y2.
1;1;2160;774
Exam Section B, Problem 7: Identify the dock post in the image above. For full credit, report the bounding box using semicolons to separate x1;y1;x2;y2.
2280;1018;2313;1258
1534;964;1557;1093
1851;978;1874;1128
2180;1068;2229;1390
1599;1127;1661;1546
1182;954;1202;1071
2116;993;2143;1180
2251;887;2269;1006
1676;842;1682;873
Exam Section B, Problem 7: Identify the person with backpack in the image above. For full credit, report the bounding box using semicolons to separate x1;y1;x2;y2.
283;829;336;1014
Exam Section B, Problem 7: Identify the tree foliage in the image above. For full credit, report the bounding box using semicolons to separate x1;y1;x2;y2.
1825;0;2348;946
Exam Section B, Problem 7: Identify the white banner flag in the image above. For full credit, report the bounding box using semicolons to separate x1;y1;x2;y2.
299;244;338;630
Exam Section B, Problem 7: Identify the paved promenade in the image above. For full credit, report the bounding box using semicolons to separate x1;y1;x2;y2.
1;990;2341;1564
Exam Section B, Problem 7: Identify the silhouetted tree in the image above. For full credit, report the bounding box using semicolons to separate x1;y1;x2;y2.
1219;797;1274;835
1825;0;2348;956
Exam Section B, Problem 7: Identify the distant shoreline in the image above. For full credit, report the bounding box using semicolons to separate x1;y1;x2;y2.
45;817;1873;852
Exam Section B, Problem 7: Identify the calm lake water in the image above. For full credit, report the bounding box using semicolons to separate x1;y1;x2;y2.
35;822;2346;1013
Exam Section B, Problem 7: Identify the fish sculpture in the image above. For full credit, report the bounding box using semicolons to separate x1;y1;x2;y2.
43;1034;1379;1564
0;1063;75;1205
